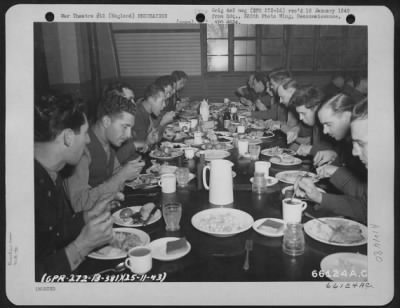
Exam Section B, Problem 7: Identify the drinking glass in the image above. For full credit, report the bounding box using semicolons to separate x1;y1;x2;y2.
282;223;305;256
176;167;190;187
162;202;182;231
249;144;261;160
252;172;267;194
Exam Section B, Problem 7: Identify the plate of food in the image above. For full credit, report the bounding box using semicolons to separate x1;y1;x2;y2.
160;141;188;149
148;237;191;261
248;130;275;139
252;218;285;237
214;131;232;137
275;170;319;184
261;146;296;157
112;203;162;227
146;163;178;177
270;154;303;166
304;217;367;246
191;208;254;237
125;174;159;189
88;228;150;260
195;149;231;161
282;185;326;200
249;176;278;186
200;142;234;151
149;148;183;160
320;253;368;282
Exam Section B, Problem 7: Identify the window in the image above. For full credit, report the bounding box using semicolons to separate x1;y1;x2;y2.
203;25;367;74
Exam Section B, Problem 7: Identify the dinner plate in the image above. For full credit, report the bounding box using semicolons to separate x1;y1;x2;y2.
275;170;319;184
145;164;178;176
160;141;188;148
252;218;285;237
196;149;231;161
125;174;159;189
149;149;183;160
214;131;232;137
112;206;162;227
149;237;191;261
261;147;296;157
270;156;303;166
88;228;150;260
191;208;254;237
249;176;278;186
282;185;326;200
320;253;368;282
304;217;367;246
248;131;275;139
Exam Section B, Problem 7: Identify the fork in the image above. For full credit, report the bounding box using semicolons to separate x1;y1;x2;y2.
243;239;253;271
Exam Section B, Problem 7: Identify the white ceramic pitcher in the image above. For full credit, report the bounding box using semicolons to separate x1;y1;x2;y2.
203;159;234;206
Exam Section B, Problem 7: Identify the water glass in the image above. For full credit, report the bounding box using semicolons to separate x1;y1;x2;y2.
252;172;267;194
282;223;305;256
249;144;261;160
162;202;182;231
176;167;190;187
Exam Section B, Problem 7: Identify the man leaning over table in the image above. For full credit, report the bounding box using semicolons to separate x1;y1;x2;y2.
296;99;368;224
64;91;145;212
34;94;122;280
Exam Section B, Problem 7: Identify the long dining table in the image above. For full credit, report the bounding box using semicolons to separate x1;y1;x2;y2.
75;127;367;282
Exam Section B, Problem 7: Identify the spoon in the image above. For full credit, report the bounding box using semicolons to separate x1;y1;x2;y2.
96;262;126;275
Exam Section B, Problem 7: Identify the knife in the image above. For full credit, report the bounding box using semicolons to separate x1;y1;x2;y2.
142;205;159;226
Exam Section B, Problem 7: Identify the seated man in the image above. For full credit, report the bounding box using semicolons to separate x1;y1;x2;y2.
34;94;121;279
290;85;336;156
65;91;145;212
343;73;367;103
321;73;345;101
235;73;257;106
154;75;177;123
171;70;189;111
297;99;368;224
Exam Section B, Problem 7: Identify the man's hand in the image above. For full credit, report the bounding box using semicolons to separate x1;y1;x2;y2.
316;164;339;179
286;129;298;144
313;150;338;167
297;177;323;204
117;160;145;182
296;144;312;156
160;111;176;126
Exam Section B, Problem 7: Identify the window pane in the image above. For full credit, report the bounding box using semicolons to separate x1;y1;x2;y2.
234;25;256;37
207;24;228;38
207;39;228;55
261;25;284;38
319;39;342;55
234;40;256;55
290;25;315;38
291;38;314;55
261;56;284;70
290;55;313;70
234;56;256;71
208;56;228;71
261;39;284;54
320;26;343;37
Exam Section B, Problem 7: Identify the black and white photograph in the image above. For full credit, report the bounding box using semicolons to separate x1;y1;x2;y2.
4;4;395;306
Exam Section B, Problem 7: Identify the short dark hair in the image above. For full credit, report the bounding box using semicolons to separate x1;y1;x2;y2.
34;94;86;142
320;93;356;114
171;70;188;82
351;98;368;121
291;85;323;109
154;75;175;90
268;68;291;84
102;80;134;99
280;78;297;90
144;83;165;101
97;91;136;121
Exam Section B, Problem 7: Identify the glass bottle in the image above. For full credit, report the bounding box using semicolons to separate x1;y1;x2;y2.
282;223;305;256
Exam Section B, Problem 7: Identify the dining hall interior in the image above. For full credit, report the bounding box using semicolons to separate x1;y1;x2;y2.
33;22;369;284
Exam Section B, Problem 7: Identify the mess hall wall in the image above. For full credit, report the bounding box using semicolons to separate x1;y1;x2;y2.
35;23;367;120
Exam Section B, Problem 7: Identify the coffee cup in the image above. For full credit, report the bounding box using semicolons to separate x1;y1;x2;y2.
237;139;249;155
254;161;271;178
237;125;245;134
158;173;176;193
282;198;307;224
125;246;152;274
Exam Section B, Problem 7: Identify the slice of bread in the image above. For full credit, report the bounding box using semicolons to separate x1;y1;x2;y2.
166;237;188;254
258;219;284;233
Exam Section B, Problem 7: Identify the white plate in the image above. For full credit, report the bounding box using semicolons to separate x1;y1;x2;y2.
320;253;368;282
146;164;177;176
248;131;275;139
149;237;191;261
270;156;303;166
261;147;296;157
112;206;162;227
253;218;285;237
282;185;326;199
304;217;367;246
88;228;150;260
191;208;254;237
275;170;319;184
149;150;183;160
249;176;278;186
196;149;231;161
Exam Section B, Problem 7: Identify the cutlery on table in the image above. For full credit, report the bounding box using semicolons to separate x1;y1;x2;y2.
142;205;159;226
96;262;126;275
243;239;253;271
